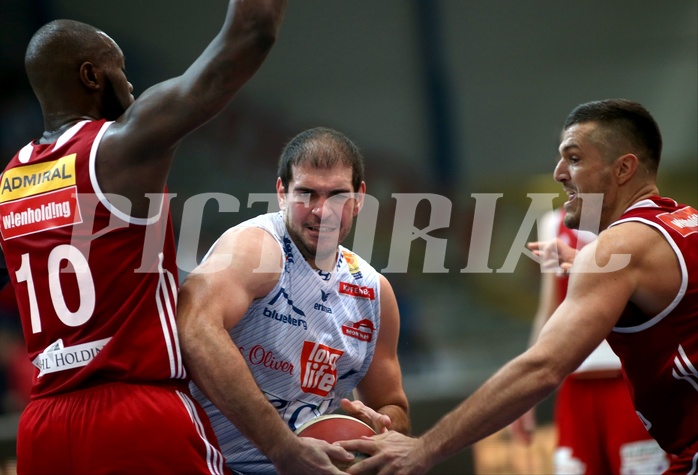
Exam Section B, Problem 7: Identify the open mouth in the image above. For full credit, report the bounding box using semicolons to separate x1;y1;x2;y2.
307;225;337;233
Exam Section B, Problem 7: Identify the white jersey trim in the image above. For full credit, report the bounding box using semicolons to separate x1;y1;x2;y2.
88;121;163;225
177;391;226;475
672;344;698;392
610;217;688;333
16;121;90;164
156;252;185;379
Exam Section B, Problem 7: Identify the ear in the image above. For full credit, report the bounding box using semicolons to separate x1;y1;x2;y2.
276;177;286;210
615;153;638;185
79;62;101;91
353;181;366;217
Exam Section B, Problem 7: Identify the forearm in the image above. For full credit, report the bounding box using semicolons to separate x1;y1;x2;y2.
181;320;297;461
419;353;561;468
377;403;410;435
135;0;286;138
187;0;286;104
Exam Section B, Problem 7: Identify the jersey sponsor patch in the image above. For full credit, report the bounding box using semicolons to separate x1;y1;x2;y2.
32;337;111;377
245;343;295;376
0;154;77;201
0;186;82;239
0;154;81;239
341;249;363;279
300;341;343;397
342;319;375;342
338;281;375;300
657;206;698;237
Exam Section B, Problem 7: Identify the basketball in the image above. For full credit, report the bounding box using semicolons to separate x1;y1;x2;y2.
295;414;377;471
295;414;376;443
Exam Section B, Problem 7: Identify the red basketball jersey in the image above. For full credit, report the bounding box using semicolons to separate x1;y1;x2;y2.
606;196;698;455
0;120;185;398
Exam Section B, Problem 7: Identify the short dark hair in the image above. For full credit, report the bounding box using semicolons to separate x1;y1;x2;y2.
564;99;662;173
277;127;365;192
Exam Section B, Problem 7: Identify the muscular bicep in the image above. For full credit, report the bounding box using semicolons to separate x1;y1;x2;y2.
535;236;636;373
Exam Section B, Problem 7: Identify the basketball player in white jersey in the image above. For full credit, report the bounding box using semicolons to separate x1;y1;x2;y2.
178;127;410;475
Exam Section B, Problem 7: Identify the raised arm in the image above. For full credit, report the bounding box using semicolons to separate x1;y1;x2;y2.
98;0;286;213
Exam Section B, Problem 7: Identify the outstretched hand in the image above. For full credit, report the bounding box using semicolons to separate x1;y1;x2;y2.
508;408;536;445
337;431;429;475
340;398;392;433
527;238;578;274
272;436;354;475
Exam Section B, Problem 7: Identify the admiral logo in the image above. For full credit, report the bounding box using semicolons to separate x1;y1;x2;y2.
657;207;698;237
342;319;375;342
341;249;363;279
339;281;375;300
0;154;76;202
300;341;343;397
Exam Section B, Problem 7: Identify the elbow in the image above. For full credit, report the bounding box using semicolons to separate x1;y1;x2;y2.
237;0;285;56
246;16;280;58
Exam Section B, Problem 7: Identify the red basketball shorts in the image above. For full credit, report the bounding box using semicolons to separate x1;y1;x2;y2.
553;375;669;475
16;382;231;475
663;439;698;475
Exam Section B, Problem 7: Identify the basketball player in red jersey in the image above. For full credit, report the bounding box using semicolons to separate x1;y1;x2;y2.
512;209;668;475
340;99;698;475
0;2;286;474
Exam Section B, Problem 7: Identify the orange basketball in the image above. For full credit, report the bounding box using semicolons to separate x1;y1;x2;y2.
295;414;377;472
295;414;376;443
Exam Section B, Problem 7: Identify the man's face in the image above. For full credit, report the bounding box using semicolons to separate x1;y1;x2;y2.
554;122;615;232
277;163;365;267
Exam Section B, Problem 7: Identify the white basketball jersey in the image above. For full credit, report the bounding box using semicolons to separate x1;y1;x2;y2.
191;212;381;474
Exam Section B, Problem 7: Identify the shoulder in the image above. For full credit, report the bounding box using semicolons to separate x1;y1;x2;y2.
597;221;668;257
377;274;398;313
195;225;283;292
211;225;282;264
572;221;672;282
339;246;380;277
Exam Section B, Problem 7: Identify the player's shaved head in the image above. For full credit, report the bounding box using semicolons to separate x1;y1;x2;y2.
25;19;119;105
